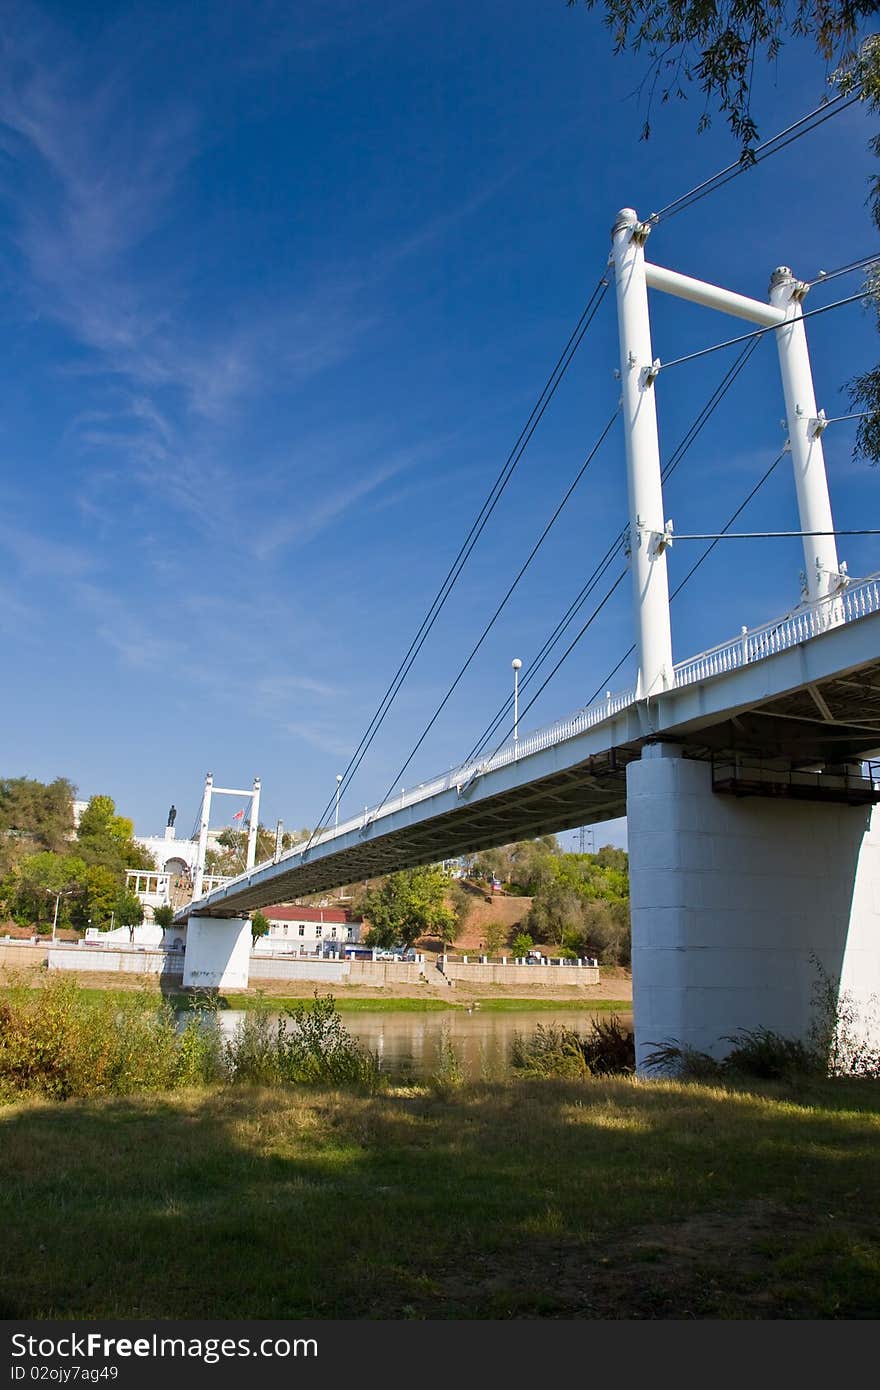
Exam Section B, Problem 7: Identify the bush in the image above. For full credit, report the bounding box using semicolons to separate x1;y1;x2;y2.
430;1026;464;1092
640;1040;723;1080
277;994;381;1089
510;1016;635;1078
644;1028;824;1081
0;978;181;1100
0;980;380;1099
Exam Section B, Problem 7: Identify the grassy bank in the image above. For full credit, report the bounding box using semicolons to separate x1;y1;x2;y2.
1;1077;878;1319
1;982;632;1014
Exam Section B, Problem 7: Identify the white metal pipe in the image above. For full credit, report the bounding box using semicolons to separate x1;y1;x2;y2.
769;267;843;611
212;786;255;797
612;209;673;699
193;772;213;900
246;777;261;870
646;261;785;327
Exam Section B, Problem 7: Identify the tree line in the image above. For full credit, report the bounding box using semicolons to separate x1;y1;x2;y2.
355;834;631;965
0;777;155;934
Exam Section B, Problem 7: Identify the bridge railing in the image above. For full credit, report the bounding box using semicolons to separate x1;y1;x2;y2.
672;574;880;689
194;572;880;902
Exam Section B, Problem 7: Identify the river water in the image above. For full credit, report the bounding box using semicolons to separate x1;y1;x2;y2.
207;1007;634;1080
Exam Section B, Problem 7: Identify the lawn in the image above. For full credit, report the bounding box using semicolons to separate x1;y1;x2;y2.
1;1076;878;1319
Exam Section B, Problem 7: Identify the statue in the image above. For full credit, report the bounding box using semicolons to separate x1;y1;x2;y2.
167;805;177;828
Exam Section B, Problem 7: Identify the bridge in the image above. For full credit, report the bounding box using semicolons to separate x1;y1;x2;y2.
178;208;880;1069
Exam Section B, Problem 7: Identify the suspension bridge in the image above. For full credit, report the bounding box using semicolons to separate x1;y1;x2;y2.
175;171;880;1067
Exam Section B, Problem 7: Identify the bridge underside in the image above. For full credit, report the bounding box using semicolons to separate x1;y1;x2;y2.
184;750;634;915
179;622;880;920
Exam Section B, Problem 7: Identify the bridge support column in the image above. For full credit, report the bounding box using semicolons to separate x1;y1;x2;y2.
183;915;251;990
627;745;880;1071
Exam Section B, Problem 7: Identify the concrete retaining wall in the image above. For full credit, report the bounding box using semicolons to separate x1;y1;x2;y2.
250;958;348;984
0;943;48;969
442;962;600;986
48;947;184;976
249;959;425;986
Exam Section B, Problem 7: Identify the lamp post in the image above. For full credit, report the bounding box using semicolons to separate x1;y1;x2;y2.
51;890;63;942
335;774;343;829
512;658;522;755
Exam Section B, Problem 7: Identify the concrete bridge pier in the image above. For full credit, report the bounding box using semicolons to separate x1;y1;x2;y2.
183;915;252;990
627;743;880;1071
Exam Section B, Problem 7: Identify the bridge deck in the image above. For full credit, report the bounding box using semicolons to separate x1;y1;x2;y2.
178;588;880;919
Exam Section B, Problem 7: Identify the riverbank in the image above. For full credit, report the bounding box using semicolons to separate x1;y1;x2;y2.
2;1076;878;1319
0;963;633;1010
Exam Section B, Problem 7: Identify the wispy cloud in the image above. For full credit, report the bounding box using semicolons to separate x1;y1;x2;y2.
0;5;374;539
0;519;95;579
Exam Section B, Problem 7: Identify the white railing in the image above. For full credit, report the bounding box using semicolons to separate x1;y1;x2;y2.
197;572;880;902
673;575;880;688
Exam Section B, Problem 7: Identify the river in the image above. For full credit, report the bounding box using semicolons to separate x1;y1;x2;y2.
206;1007;634;1080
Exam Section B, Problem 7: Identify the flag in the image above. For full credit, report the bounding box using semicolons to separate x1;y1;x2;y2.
232;808;245;821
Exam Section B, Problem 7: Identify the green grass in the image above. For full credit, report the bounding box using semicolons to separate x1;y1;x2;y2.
220;993;457;1013
474;997;631;1013
1;985;630;1015
1;1076;878;1319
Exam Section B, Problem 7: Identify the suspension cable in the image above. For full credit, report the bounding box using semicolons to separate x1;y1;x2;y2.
657;289;870;375
650;90;863;225
300;272;610;850
576;445;791;714
462;338;762;766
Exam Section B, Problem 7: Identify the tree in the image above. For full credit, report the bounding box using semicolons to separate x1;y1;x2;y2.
568;1;875;151
152;904;175;937
568;6;880;458
525;882;588;949
483;920;507;957
251;910;270;946
447;880;474;940
511;932;534;959
1;851;87;928
115;891;144;941
76;794;156;874
74;864;120;931
0;776;75;869
360;866;455;949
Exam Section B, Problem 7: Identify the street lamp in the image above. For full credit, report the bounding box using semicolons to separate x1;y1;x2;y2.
512;658;522;754
335;774;343;829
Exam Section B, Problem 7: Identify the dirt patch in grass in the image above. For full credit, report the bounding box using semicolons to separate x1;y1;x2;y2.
403;1201;880;1319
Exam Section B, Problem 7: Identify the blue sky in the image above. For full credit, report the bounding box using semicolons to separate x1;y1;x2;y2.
1;0;877;854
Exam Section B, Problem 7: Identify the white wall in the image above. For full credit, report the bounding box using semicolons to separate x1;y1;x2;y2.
627;745;880;1068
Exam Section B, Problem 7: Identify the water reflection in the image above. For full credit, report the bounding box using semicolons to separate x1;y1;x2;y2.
204;1008;633;1080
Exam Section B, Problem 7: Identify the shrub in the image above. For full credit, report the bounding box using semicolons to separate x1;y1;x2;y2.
510;1016;635;1078
430;1025;464;1091
226;998;282;1086
641;1040;723;1079
0;979;181;1100
510;932;533;959
277;994;381;1089
721;1027;822;1080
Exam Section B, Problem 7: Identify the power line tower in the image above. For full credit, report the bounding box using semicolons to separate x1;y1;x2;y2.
578;825;595;855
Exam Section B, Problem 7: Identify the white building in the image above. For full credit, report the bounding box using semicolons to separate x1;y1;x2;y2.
254;905;364;957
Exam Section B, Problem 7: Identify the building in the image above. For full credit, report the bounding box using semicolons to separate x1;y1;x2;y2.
253;905;364;957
